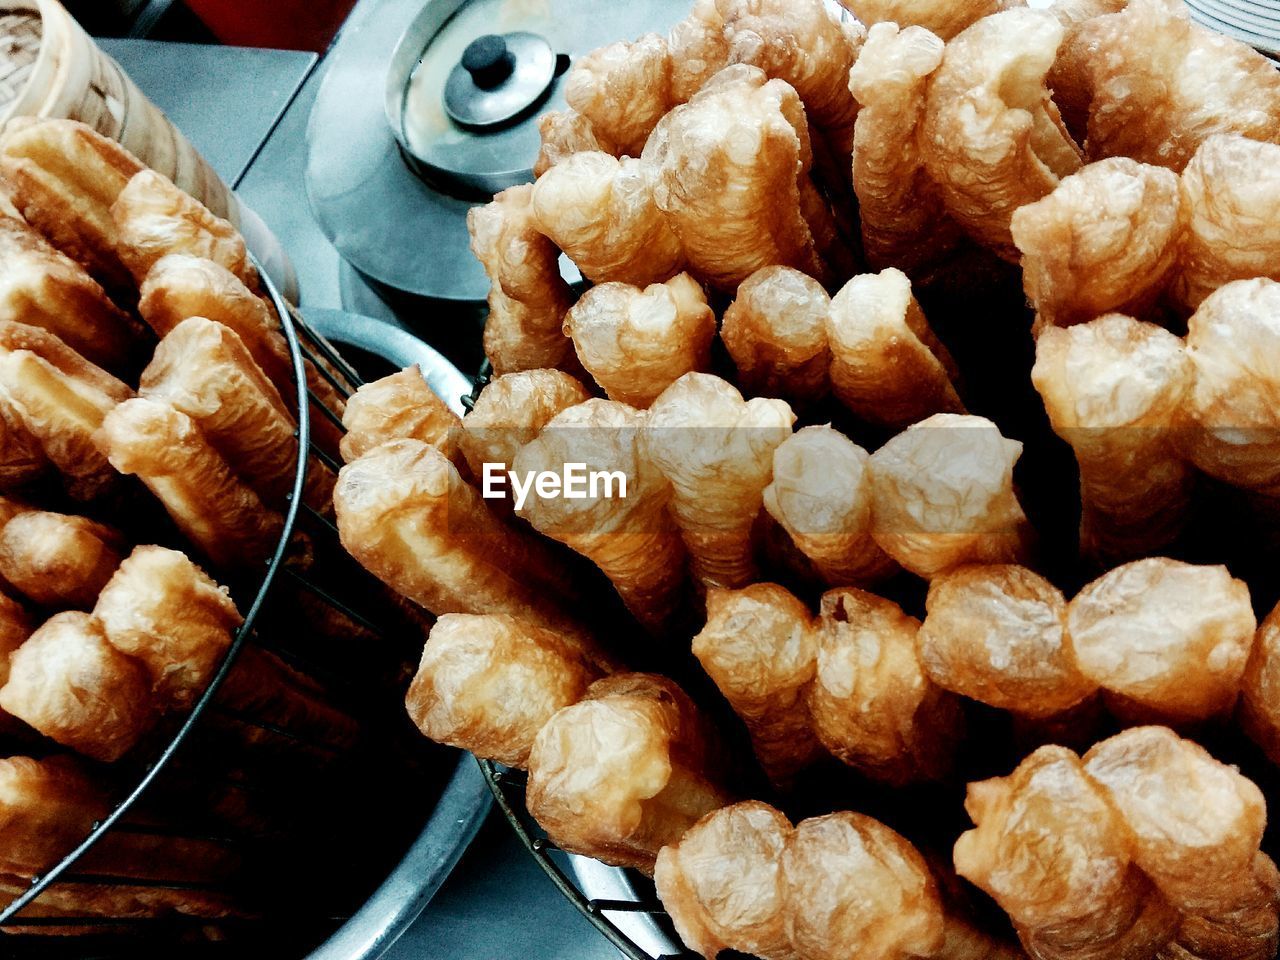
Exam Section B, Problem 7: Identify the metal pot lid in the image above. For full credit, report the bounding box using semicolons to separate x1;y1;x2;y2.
306;0;688;302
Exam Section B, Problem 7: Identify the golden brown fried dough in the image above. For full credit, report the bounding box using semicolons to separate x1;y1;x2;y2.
1032;315;1194;561
643;373;794;591
0;592;32;733
513;400;687;632
1044;0;1128;143
111;169;254;289
808;588;963;785
340;365;461;466
0;119;143;294
564;34;675;158
0;510;125;610
691;584;824;785
470;184;577;376
0;612;153;762
917;565;1094;719
826;268;963;429
1068;558;1255;723
405;613;601;768
533;110;612;178
457;369;591;480
869;414;1032;578
721;266;830;405
96;397;283;570
0;394;47;490
838;0;1004;40
1012;159;1184;331
526;673;729;873
1177;134;1280;311
530;152;684;287
563;273;715;408
1241;602;1280;768
668;0;731;102
1077;0;1280;171
762;426;896;587
1182;279;1280;497
94;545;241;709
655;801;795;960
644;65;827;291
920;9;1082;260
0;755;106;876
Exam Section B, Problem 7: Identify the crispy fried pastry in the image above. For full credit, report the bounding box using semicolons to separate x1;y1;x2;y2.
0;322;133;502
1045;0;1128;143
0;755;105;876
533;110;612;178
868;414;1032;578
525;672;729;873
0;510;125;610
405;613;601;768
917;564;1094;718
0;393;47;490
0;119;143;294
457;368;591;479
333;439;592;652
644;65;827;291
340;365;461;466
762;426;896;587
1182;279;1280;496
1240;601;1280;767
513;400;687;632
848;22;961;277
470;184;577;376
0;612;153;762
1076;0;1280;171
667;0;730;102
94;545;240;709
1032;315;1194;560
530;152;684;287
642;373;794;591
564;34;675;158
920;10;1083;260
826;268;963;429
1012;159;1184;330
0;591;32;732
720;266;830;405
563;273;715;408
837;0;1004;40
1067;558;1255;722
0;216;146;372
654;801;795;960
111;170;254;289
691;583;824;785
96;397;283;569
1177;134;1280;310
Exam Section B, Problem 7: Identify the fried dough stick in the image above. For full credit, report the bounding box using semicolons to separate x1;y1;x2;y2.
1067;558;1255;724
0;394;46;490
457;369;591;480
0;593;32;733
514;400;688;632
1045;0;1128;144
1240;601;1280;767
563;274;715;409
921;10;1083;260
837;0;1004;40
1177;135;1280;311
96;397;283;570
526;673;729;874
340;364;462;465
1032;315;1194;561
0;321;133;502
848;22;961;278
827;269;963;429
868;414;1032;579
530;152;684;287
916;565;1095;719
0;216;146;372
533;110;611;177
1012;160;1184;331
470;184;576;377
0;119;142;294
762;426;897;587
1076;0;1280;171
691;584;824;785
0;612;153;761
807;587;963;785
141;316;333;510
564;34;674;158
644;65;828;291
642;373;794;592
667;0;730;103
0;509;125;610
405;613;602;768
333;439;591;650
721;266;830;406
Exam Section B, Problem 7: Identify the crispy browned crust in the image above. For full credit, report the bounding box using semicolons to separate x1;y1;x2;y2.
0;509;125;610
340;366;462;467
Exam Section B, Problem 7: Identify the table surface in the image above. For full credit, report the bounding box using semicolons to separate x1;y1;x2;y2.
101;26;613;960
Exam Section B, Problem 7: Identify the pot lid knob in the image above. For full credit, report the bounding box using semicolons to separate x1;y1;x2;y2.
461;35;514;89
443;30;558;130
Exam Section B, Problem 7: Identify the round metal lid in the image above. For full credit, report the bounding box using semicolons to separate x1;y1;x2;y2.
305;0;689;302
